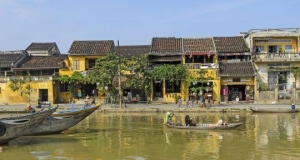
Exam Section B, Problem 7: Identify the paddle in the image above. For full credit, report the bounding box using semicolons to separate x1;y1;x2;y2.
175;115;183;125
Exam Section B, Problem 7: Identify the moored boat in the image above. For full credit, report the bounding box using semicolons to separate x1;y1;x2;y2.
165;123;243;130
24;103;101;136
0;107;57;144
250;107;299;113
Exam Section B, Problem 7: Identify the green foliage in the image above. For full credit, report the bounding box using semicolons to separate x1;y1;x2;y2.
8;77;31;101
8;78;25;93
258;82;269;92
122;55;151;96
86;52;127;97
151;64;186;82
186;69;214;93
290;67;300;79
54;71;85;99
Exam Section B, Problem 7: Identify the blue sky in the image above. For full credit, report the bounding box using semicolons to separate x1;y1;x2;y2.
0;0;299;53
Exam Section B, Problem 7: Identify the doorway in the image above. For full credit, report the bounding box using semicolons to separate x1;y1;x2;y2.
39;89;48;102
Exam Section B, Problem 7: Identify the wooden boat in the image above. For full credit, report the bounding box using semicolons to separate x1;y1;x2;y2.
165;123;243;130
0;107;57;144
24;103;101;135
250;107;299;113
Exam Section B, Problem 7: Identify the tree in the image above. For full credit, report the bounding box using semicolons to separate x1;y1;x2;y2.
86;52;128;102
55;71;85;100
151;64;186;82
122;55;151;100
8;77;31;103
290;67;300;103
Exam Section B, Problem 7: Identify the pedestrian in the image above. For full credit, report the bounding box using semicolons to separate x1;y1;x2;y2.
185;99;189;107
178;98;182;107
291;103;296;110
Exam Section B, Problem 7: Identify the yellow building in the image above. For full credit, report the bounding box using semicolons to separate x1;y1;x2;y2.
214;36;255;103
148;37;220;105
182;38;219;105
0;43;67;105
243;28;300;104
58;40;115;102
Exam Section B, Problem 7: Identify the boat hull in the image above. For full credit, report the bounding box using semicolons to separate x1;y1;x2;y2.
25;104;101;135
0;107;57;144
165;123;243;130
250;107;299;113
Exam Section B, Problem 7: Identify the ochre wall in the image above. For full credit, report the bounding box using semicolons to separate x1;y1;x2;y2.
0;80;54;105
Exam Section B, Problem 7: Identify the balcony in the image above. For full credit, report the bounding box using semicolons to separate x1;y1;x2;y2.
185;63;218;69
254;52;300;62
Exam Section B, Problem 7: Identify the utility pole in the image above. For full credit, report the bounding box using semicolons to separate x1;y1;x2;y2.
118;40;122;109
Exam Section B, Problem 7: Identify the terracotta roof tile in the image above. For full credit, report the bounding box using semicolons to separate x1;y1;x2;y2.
150;37;182;54
26;42;57;51
69;40;115;55
213;36;249;53
116;45;150;59
0;50;27;68
17;55;68;69
183;38;215;53
219;61;255;77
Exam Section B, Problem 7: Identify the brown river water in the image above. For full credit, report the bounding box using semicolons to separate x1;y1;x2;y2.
1;112;300;160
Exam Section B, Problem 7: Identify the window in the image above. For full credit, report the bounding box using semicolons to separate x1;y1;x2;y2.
268;46;277;53
268;72;278;90
285;45;292;53
255;46;265;53
166;81;181;93
74;60;80;70
59;83;68;92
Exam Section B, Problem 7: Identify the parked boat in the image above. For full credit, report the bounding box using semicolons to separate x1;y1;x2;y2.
0;107;57;144
165;123;243;130
24;103;101;136
250;107;299;113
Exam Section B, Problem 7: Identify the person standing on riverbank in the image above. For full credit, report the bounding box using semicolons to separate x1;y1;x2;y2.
291;104;296;110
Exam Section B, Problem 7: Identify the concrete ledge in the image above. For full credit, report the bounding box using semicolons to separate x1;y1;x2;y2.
97;107;251;113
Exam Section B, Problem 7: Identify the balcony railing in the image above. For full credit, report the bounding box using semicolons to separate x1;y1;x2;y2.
185;63;218;69
0;75;54;83
254;52;300;62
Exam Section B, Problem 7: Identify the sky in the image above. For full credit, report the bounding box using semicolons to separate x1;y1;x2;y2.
0;0;299;53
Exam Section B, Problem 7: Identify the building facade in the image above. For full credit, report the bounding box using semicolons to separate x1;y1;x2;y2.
243;28;300;104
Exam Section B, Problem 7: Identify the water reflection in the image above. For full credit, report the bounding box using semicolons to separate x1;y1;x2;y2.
0;112;300;159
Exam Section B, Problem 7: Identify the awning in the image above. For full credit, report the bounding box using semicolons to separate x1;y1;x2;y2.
218;53;251;56
149;56;181;62
184;52;216;56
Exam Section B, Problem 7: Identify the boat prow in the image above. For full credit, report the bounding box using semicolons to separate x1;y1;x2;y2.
25;103;101;135
0;107;57;144
250;107;299;113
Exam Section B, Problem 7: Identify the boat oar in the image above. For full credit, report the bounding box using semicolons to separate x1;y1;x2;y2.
174;115;183;125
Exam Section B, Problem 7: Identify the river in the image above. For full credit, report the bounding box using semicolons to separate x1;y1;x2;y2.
1;112;300;160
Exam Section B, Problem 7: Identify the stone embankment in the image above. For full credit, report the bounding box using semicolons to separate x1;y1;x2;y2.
0;103;294;114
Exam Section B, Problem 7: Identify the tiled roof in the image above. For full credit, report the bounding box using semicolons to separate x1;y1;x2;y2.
69;40;115;55
213;36;249;53
26;42;57;51
17;55;68;69
183;38;215;54
0;50;27;68
149;56;181;62
219;61;255;77
150;37;182;55
116;45;150;59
